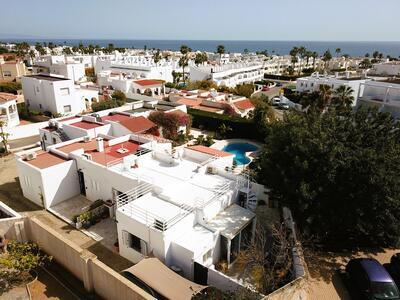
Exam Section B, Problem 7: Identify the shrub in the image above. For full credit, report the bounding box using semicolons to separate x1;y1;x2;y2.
0;82;21;94
149;111;191;140
92;100;120;112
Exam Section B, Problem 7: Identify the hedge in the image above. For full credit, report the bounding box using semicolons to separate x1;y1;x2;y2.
264;74;300;81
188;108;262;141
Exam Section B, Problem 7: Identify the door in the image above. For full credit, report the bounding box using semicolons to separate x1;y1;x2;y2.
77;171;86;196
194;262;208;285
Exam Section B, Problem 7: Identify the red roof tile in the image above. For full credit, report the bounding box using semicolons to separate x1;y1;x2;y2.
101;113;131;122
187;145;233;157
119;116;156;133
0;92;17;103
134;79;164;87
70;121;104;130
233;99;254;110
25;151;69;169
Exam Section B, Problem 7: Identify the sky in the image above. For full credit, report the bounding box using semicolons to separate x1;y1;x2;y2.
1;0;400;41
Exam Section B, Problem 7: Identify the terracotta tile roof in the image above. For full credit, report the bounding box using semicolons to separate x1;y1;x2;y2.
119;116;156;133
25;151;69;169
57;139;140;166
69;121;104;130
134;79;164;87
233;99;254;110
195;105;223;113
0;92;17;103
176;97;202;107
101;113;131;122
187;145;233;157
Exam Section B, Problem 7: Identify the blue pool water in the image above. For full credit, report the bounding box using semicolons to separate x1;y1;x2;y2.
223;142;259;165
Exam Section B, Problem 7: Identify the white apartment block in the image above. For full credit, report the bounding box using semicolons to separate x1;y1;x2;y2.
190;62;264;88
370;61;400;76
95;56;177;82
16;132;260;291
357;81;400;118
296;73;369;106
22;74;99;115
33;55;86;83
0;93;20;128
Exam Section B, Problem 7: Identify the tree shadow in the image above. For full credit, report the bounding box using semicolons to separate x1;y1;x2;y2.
0;177;42;212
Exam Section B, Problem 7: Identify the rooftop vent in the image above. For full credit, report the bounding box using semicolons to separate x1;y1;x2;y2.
83;136;91;143
25;152;37;161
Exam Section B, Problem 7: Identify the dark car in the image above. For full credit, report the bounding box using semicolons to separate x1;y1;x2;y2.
346;258;400;300
275;82;283;87
390;253;400;281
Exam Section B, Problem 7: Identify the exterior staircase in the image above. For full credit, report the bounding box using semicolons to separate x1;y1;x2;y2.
236;173;258;212
55;128;69;142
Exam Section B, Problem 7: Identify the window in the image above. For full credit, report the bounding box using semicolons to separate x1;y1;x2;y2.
63;105;71;113
35;86;40;93
39;104;42;109
123;231;147;255
52;138;56;144
43;134;47;141
3;71;11;77
60;87;70;96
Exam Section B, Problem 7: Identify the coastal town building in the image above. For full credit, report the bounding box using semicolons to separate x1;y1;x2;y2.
21;74;99;115
0;56;27;81
0;93;20;128
15;130;260;291
370;61;400;76
169;89;255;117
357;80;400;118
296;72;369;106
97;71;165;98
189;62;264;88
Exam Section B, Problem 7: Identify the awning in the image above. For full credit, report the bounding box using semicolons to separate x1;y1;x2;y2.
205;204;255;239
123;258;207;300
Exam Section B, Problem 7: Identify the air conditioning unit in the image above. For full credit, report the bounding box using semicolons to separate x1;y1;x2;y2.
25;152;37;161
83;136;91;143
82;153;92;160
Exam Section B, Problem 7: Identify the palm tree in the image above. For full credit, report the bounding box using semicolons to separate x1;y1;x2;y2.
298;46;307;75
335;48;341;57
322;50;332;71
318;84;333;109
312;52;318;69
153;49;162;65
289;47;299;70
332;85;354;109
179;45;192;84
216;45;225;63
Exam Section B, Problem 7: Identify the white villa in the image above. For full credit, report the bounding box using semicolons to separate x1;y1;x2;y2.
97;71;165;98
370;61;400;76
16;131;260;291
190;62;264;88
21;74;99;115
296;72;369;106
0;93;20;128
32;55;86;83
95;56;177;82
357;81;400;118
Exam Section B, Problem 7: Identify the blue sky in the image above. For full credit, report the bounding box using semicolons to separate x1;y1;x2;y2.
1;0;400;41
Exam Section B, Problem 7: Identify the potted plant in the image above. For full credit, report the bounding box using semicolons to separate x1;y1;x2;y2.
72;214;82;229
80;212;92;229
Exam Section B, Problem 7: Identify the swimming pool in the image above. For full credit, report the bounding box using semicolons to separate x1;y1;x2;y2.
223;142;259;165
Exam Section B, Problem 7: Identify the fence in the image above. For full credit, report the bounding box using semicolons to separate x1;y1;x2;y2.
25;215;153;300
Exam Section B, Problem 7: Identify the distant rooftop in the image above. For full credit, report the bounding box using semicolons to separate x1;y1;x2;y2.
70;121;104;130
0;92;17;103
25;151;68;169
26;74;70;82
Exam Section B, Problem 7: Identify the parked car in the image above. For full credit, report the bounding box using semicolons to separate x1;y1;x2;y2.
346;258;400;300
262;86;270;92
275;82;283;87
271;97;281;106
278;102;290;110
390;253;400;280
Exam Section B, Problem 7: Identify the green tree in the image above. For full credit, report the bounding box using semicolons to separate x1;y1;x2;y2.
216;44;225;62
332;85;354;110
235;84;255;98
179;45;192;84
63;47;72;55
0;120;10;154
153;49;162;64
335;48;341;57
322;49;332;71
111;90;127;104
217;123;232;138
359;58;372;69
289;47;299;70
253;107;400;248
194;52;208;66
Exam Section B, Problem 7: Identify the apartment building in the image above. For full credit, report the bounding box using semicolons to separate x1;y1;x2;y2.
22;74;99;115
189;62;264;88
33;55;86;83
296;73;369;106
169;89;255;117
0;93;20;128
0;57;27;82
357;81;400;118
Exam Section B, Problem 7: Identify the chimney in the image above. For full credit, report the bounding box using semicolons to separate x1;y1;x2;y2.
96;137;104;152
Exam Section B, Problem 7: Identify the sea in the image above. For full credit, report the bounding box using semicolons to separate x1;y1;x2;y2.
2;39;400;57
